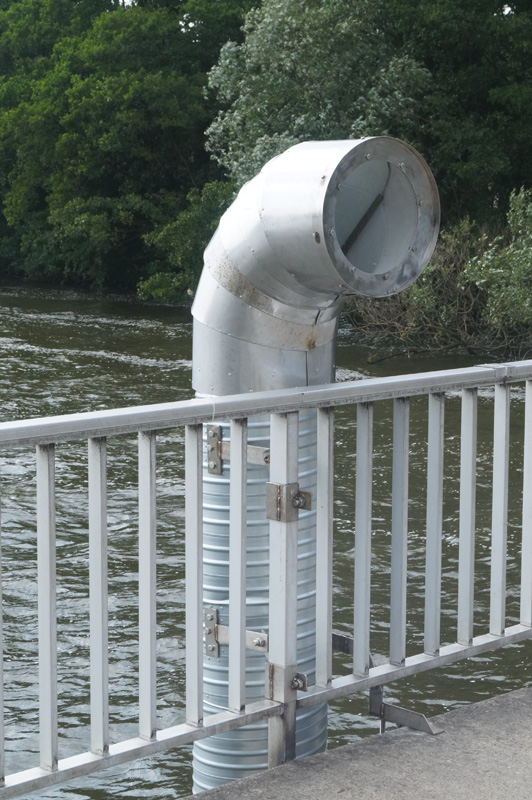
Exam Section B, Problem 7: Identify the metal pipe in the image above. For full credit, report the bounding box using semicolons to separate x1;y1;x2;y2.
191;137;439;791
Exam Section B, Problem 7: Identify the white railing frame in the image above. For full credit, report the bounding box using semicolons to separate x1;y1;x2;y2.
0;360;531;796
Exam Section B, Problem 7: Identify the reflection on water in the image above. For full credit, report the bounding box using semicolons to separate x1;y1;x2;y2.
0;286;531;798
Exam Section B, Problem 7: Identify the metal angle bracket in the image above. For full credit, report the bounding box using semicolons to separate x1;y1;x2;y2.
369;685;444;736
266;482;312;522
206;425;223;475
332;632;354;655
206;424;270;474
266;662;308;702
204;606;269;658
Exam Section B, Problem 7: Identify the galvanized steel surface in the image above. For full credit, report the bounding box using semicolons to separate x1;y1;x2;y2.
192;137;439;397
192;412;328;791
191;138;440;789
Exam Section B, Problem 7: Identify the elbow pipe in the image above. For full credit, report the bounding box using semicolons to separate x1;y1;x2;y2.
192;137;439;396
191;138;439;791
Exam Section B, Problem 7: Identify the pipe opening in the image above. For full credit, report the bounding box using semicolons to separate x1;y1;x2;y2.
336;160;418;276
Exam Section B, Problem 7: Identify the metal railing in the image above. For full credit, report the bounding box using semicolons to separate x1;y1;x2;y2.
0;360;532;796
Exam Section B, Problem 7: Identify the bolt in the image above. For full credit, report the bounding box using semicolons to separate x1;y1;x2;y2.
292;494;306;509
207;444;214;452
291;677;304;690
208;644;215;652
209;461;216;469
208;430;215;438
205;627;211;635
365;153;371;160
206;614;214;621
253;638;266;648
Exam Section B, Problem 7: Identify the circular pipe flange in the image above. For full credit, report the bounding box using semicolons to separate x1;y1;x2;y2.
323;137;440;297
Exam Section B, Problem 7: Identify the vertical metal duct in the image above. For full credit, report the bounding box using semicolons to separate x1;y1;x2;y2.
191;137;439;791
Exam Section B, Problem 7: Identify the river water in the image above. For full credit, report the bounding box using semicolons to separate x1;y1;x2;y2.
0;285;531;799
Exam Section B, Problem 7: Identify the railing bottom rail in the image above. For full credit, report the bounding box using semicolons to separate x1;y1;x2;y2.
0;700;282;799
300;623;532;708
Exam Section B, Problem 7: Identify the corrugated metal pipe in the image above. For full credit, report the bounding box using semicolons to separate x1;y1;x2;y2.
191;137;440;792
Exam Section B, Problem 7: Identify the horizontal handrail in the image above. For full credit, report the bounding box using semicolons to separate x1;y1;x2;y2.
1;361;531;448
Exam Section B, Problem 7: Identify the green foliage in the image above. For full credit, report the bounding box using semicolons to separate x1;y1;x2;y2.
381;1;532;222
346;219;485;352
346;193;532;358
138;180;236;301
207;0;532;224
207;0;431;184
1;0;531;340
464;189;532;332
0;0;252;291
0;0;118;79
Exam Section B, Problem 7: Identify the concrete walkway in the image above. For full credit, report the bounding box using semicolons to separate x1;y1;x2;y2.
185;688;532;800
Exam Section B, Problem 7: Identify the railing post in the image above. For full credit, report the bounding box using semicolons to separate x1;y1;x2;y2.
353;402;373;678
0;479;4;786
490;382;510;636
185;424;204;727
138;431;157;741
457;389;478;646
316;407;334;688
390;398;409;666
36;443;58;772
88;437;109;755
228;418;248;714
424;393;444;656
521;380;532;626
267;412;299;767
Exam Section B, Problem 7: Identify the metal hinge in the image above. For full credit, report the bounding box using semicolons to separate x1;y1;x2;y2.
206;425;270;474
204;606;269;658
265;482;312;523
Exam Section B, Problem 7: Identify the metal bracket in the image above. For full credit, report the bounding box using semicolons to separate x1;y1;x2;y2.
332;632;354;655
265;482;312;522
331;641;442;735
332;635;377;669
204;607;220;657
204;607;269;658
266;663;308;702
206;426;223;475
206;425;270;474
369;684;444;735
291;672;308;692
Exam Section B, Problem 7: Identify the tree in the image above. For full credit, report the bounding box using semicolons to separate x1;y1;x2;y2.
0;0;119;79
465;188;532;332
0;0;255;290
381;0;532;221
206;0;532;225
138;180;236;301
206;0;431;185
0;6;209;288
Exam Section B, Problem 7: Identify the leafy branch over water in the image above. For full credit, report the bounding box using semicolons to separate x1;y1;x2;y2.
346;192;532;361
